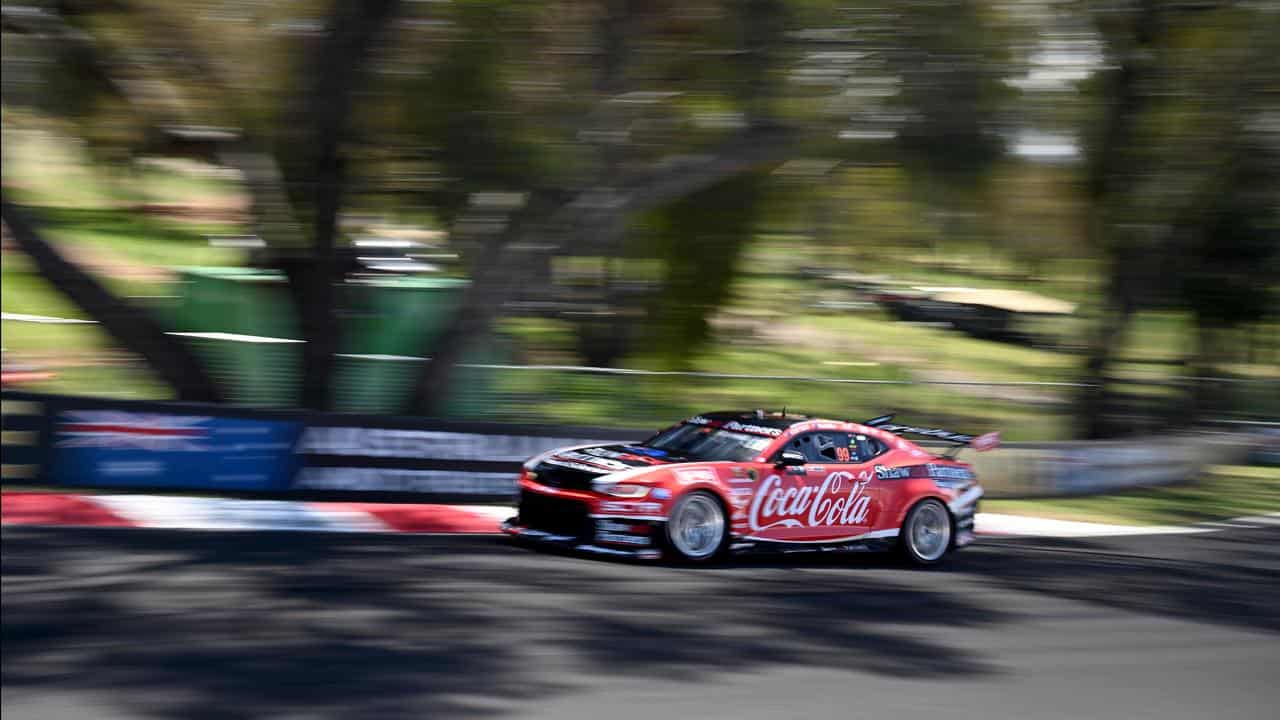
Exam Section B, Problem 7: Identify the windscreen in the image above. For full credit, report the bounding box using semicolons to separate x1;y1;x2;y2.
642;423;773;462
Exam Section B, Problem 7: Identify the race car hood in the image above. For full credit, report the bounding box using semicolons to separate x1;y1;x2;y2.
538;444;676;474
529;444;677;490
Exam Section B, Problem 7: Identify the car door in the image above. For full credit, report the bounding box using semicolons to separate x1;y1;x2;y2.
745;431;878;542
801;431;883;539
848;432;894;531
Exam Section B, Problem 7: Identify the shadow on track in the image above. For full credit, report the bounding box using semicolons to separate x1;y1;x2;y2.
959;529;1280;635
6;525;1279;720
4;528;1003;720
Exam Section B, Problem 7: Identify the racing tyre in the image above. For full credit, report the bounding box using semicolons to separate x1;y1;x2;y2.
663;491;728;563
899;498;953;567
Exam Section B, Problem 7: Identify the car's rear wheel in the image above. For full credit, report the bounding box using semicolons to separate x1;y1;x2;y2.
664;491;728;563
899;498;953;566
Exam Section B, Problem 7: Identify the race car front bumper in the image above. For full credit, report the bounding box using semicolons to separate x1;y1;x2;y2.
506;485;666;560
501;517;664;560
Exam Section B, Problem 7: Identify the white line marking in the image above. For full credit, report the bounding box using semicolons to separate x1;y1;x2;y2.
1;312;96;324
168;332;304;344
91;495;390;533
976;513;1214;538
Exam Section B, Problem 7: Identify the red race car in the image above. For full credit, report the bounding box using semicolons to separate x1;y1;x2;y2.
502;410;998;565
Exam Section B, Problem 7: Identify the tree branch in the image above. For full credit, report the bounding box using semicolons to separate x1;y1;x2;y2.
278;0;402;410
1;197;224;402
407;124;796;414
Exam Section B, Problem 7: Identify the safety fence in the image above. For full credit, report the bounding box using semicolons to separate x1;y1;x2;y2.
0;390;1264;501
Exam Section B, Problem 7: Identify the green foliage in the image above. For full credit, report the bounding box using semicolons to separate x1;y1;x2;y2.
985;465;1280;526
4;0;1277;430
893;0;1007;186
1181;149;1280;328
390;0;548;224
645;173;764;368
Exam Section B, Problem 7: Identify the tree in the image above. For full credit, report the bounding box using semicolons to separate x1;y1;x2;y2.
3;0;402;408
404;0;797;412
1073;0;1278;436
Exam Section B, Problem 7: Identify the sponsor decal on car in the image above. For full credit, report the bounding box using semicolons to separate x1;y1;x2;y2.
543;457;613;474
596;519;650;534
674;468;718;485
748;470;874;533
551;450;634;472
874;464;912;480
723;421;783;437
927;464;974;481
596;532;651;546
598;500;662;514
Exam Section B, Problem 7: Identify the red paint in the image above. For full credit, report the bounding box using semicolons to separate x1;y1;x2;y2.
61;424;204;437
0;371;56;384
326;503;503;533
0;492;136;527
971;431;1002;452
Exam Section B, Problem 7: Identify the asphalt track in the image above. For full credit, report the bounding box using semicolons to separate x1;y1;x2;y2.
4;524;1279;720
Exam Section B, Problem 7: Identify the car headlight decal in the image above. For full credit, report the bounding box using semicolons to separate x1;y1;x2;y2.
593;482;651;498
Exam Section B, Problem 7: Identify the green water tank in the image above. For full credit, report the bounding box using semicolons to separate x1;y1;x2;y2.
167;268;500;416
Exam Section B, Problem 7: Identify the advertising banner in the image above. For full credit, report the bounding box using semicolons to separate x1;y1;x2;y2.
51;409;302;491
292;424;639;497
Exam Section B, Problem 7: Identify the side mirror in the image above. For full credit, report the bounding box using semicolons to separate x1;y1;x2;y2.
776;450;806;467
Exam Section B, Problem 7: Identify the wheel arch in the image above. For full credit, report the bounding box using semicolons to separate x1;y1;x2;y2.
898;495;959;559
663;487;733;562
901;495;957;538
670;484;734;524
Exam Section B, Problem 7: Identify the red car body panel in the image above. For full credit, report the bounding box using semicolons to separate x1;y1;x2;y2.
503;412;987;560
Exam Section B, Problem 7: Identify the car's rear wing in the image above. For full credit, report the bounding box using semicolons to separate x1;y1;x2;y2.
862;414;1000;455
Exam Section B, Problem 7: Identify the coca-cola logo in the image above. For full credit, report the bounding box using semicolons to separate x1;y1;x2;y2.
748;471;874;533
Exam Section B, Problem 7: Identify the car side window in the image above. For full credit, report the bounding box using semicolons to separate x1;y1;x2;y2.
852;434;889;462
784;432;853;463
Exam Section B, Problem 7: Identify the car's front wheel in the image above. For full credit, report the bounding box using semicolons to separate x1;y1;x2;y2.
664;491;728;563
899;498;953;566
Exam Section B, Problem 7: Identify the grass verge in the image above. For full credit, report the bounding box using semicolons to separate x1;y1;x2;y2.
983;464;1280;526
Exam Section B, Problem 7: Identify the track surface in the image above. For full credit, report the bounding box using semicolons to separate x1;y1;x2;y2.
4;525;1279;720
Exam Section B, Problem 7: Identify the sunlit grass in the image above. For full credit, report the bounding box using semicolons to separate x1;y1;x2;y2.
984;465;1280;525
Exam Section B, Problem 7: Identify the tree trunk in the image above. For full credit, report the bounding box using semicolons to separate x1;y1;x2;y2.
2;197;224;402
1073;0;1161;438
1076;280;1135;439
282;0;401;410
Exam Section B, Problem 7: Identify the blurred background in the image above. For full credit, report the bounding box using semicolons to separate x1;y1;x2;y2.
2;0;1277;441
